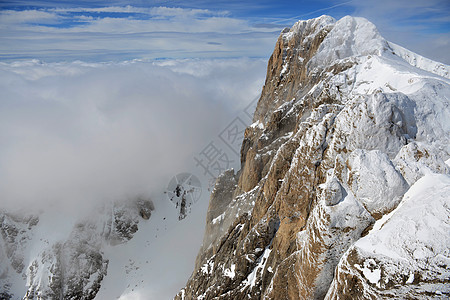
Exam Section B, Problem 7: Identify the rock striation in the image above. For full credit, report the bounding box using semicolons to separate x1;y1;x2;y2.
176;15;450;299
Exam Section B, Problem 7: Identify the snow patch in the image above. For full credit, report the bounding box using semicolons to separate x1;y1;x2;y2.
281;63;289;76
250;120;264;130
212;213;225;225
362;266;381;285
241;248;271;290
224;264;236;279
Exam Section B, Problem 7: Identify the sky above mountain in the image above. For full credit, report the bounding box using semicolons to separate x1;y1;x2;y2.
1;0;449;63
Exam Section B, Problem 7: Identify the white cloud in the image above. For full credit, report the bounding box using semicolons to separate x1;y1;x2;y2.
0;58;267;213
49;5;222;17
0;6;282;62
0;9;60;25
49;5;149;14
148;6;225;17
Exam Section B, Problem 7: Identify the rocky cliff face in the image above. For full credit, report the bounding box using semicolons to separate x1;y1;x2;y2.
176;16;450;299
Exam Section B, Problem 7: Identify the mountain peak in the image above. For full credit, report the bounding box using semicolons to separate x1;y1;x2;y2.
312;16;387;64
280;15;386;63
253;15;449;125
282;15;335;42
176;15;450;300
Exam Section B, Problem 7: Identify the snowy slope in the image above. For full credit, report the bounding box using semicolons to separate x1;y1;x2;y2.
326;172;450;299
96;196;208;299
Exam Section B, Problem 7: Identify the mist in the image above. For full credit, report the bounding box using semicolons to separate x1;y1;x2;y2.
0;58;267;213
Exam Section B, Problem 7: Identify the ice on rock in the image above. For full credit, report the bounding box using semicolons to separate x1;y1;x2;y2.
394;142;450;185
347;149;409;217
328;173;450;298
282;15;335;42
357;173;450;260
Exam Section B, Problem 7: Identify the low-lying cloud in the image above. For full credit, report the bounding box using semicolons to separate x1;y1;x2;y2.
0;58;267;212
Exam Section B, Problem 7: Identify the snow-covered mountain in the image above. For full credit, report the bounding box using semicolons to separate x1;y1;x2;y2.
175;15;450;299
1;15;449;300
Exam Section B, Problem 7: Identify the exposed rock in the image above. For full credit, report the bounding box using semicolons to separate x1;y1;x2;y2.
166;173;202;220
105;197;154;245
176;15;450;300
137;198;155;220
0;212;39;274
24;227;109;300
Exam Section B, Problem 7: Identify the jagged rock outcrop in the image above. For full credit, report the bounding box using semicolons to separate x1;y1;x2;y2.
24;225;109;300
176;16;450;299
166;173;202;220
0;197;154;299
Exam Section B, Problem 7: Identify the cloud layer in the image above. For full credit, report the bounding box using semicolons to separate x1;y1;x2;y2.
0;6;283;62
0;58;267;212
1;3;448;63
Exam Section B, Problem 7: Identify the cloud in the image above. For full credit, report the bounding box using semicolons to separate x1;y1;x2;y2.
0;58;267;213
0;6;282;62
0;9;60;25
49;5;227;17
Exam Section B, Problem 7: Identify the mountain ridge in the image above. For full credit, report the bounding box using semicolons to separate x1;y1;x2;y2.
176;15;450;299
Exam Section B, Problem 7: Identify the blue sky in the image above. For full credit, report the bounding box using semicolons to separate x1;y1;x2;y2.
0;0;449;63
